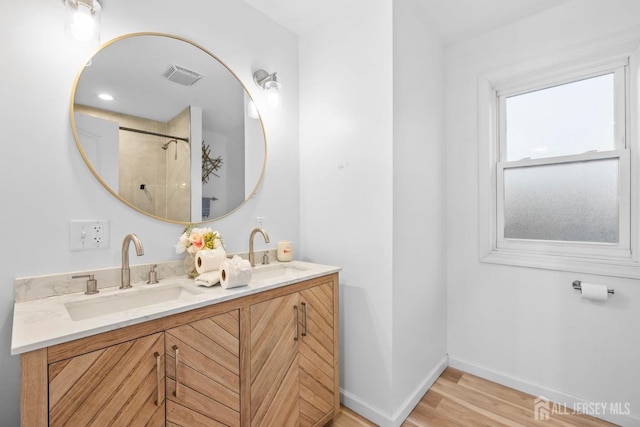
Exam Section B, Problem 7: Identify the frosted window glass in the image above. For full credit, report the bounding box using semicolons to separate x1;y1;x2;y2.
506;74;614;161
503;159;619;243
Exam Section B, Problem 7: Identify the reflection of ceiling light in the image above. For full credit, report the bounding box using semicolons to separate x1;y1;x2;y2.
63;0;102;45
253;69;282;108
98;93;114;101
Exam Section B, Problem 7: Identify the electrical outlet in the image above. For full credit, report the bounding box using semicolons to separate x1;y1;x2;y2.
256;216;266;228
70;220;110;251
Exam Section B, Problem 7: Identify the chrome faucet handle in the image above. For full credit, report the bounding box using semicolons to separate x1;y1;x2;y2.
147;264;159;284
72;274;99;295
262;252;270;265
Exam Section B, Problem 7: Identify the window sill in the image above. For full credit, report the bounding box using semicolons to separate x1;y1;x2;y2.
481;249;640;279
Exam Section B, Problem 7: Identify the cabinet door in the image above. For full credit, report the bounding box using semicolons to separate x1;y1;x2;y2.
165;309;241;427
250;293;300;426
48;332;165;426
299;282;336;426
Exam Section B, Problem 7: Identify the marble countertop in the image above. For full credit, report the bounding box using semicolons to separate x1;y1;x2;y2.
12;261;340;355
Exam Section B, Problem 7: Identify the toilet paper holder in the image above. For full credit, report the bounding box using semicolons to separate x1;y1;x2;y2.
572;280;615;295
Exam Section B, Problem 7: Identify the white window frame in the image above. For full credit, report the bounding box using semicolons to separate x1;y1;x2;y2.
478;35;640;278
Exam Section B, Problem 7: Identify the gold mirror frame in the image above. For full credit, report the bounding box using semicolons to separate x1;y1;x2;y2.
70;32;267;225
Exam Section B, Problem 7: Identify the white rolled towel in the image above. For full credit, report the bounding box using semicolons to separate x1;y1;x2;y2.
220;256;253;289
195;270;221;287
195;248;227;274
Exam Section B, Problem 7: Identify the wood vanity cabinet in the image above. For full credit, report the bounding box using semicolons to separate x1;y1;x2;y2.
20;273;339;427
165;310;241;426
48;332;165;426
298;283;337;426
250;292;300;425
250;281;336;427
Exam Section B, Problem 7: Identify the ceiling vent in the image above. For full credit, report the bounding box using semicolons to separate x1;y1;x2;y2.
162;64;203;86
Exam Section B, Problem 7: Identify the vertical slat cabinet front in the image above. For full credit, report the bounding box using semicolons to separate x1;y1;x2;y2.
48;332;165;427
250;293;300;427
165;309;241;426
298;282;336;426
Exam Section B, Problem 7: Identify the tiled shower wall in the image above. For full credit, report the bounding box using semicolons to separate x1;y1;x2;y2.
75;105;191;221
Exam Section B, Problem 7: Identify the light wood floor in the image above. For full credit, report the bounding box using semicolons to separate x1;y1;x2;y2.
327;368;617;427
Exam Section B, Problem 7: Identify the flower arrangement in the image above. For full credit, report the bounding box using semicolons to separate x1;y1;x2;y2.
175;225;224;255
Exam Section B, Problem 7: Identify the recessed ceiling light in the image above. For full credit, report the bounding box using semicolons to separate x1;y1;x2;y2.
98;93;114;101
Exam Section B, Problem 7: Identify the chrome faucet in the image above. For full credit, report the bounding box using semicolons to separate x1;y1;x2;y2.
121;233;144;289
249;227;270;267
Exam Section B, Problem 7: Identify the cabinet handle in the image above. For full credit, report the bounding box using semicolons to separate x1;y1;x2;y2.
294;305;299;341
154;352;161;406
301;302;307;337
173;345;180;397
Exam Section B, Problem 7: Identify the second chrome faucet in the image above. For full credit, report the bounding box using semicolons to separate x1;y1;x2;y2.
249;227;270;267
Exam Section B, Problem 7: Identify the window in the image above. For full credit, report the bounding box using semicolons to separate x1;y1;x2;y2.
478;42;640;277
498;66;629;256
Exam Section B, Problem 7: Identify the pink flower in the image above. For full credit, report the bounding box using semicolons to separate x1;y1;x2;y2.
187;232;206;254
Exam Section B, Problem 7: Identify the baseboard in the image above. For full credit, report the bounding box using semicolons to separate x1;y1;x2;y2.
340;388;392;426
449;357;640;427
340;356;449;427
389;356;449;425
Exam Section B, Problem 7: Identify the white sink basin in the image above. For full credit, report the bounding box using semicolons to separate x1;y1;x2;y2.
65;284;203;321
251;263;306;282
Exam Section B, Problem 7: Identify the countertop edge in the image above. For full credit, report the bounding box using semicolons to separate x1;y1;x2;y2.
12;262;340;355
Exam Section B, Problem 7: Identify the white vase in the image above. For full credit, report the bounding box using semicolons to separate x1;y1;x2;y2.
183;253;197;278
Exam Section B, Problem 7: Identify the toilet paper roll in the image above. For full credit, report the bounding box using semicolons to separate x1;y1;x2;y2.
220;256;253;289
580;282;608;302
195;248;227;274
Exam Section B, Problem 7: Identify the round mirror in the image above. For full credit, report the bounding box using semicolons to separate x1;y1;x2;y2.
71;33;266;224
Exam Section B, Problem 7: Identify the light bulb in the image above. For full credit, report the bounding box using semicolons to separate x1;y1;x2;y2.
71;3;95;42
266;86;281;108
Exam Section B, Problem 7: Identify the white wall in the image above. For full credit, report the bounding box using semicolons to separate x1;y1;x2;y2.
298;0;396;420
392;0;447;416
0;1;299;424
445;1;640;425
299;1;449;425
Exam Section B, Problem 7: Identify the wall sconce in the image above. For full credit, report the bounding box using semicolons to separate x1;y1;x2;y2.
63;0;102;45
253;69;281;108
